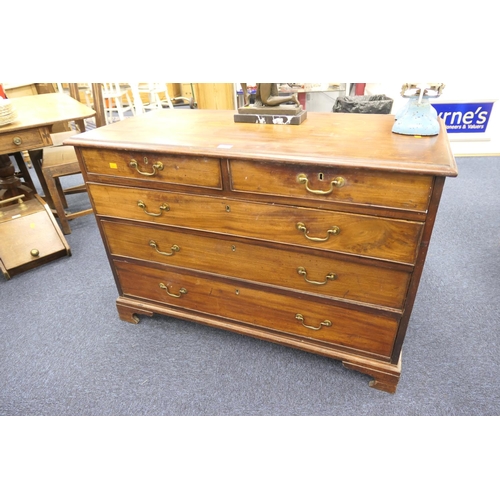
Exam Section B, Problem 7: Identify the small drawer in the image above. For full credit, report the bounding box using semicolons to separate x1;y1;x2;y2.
80;147;222;189
89;183;423;264
102;219;411;310
229;160;434;212
115;259;400;359
0;127;52;154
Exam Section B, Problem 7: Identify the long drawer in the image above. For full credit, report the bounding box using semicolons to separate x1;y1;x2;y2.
229;159;434;212
80;147;222;189
114;259;400;359
89;183;423;264
101;220;411;309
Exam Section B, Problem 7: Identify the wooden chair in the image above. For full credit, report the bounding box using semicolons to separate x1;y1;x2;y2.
136;83;175;111
28;84;102;234
100;83;135;123
30;133;93;234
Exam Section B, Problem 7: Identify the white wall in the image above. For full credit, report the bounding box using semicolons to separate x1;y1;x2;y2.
365;83;499;156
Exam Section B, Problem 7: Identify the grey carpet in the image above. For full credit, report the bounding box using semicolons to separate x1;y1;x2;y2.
1;155;499;415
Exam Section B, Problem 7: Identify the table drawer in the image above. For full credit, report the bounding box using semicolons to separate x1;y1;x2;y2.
102;220;411;309
115;259;399;359
229;160;433;212
0;127;52;155
90;183;423;264
80;147;222;189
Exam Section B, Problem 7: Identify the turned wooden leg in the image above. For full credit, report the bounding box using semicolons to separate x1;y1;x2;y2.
0;154;34;201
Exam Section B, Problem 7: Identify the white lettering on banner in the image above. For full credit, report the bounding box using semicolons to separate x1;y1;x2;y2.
436;105;495;134
438;106;489;127
477;108;488;124
433;101;495;134
463;111;474;124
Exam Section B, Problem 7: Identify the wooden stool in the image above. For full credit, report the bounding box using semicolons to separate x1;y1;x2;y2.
29;131;93;234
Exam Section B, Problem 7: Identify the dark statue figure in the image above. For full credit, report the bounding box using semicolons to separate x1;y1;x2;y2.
235;83;306;125
241;83;301;108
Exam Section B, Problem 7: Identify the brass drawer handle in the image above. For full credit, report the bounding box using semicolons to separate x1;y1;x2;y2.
296;222;340;242
13;136;22;146
159;282;187;298
129;159;164;176
295;313;332;331
137;200;169;217
297;173;345;194
149;240;180;256
297;266;336;285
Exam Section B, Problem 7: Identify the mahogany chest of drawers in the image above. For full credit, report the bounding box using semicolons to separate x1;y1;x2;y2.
68;110;457;393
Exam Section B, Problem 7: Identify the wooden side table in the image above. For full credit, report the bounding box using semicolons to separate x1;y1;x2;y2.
0;92;95;202
0;92;94;278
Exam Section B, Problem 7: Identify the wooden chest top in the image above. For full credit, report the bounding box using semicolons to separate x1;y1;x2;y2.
67;109;458;177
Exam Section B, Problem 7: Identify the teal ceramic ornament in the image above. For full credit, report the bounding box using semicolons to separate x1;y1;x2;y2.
392;83;444;136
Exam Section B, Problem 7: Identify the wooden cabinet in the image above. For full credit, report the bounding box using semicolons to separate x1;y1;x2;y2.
68;110;457;393
193;83;235;110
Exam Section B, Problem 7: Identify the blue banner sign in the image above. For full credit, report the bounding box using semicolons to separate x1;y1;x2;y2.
432;101;495;133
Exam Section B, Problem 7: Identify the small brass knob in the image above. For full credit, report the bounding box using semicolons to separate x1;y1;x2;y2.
30;249;40;257
13;137;22;146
